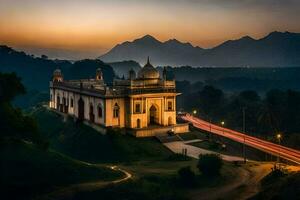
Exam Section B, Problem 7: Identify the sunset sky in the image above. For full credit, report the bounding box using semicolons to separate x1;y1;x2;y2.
1;0;300;59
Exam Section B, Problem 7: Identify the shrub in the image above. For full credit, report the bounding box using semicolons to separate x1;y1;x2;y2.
177;166;196;187
166;153;191;161
261;168;287;186
197;154;223;176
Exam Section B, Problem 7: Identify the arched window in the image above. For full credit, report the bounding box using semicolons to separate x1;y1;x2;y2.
62;97;66;105
78;98;85;120
56;96;60;110
113;103;120;118
89;104;94;114
98;105;103;118
135;103;141;113
167;101;173;111
70;98;74;108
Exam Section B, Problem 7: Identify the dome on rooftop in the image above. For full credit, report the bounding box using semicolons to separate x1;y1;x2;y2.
53;69;61;74
53;68;63;82
137;57;160;79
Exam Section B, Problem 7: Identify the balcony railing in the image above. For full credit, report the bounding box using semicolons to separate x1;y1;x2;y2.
50;81;177;97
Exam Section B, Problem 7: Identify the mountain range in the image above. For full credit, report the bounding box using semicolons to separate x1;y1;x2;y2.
0;45;115;91
99;31;300;67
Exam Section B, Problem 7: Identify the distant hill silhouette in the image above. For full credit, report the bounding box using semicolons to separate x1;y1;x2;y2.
108;60;141;78
99;31;300;67
0;46;115;91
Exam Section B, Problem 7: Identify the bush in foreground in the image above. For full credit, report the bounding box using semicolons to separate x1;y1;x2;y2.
197;154;223;176
177;166;196;187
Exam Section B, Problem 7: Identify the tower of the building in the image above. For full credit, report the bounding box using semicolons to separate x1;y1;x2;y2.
96;68;103;80
52;69;63;82
163;67;167;80
128;68;136;80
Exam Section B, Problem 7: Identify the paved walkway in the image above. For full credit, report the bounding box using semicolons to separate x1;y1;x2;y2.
164;141;244;162
183;139;202;144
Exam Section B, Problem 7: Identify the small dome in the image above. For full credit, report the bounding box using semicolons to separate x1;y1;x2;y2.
137;57;159;79
53;69;62;75
96;68;103;80
53;68;63;82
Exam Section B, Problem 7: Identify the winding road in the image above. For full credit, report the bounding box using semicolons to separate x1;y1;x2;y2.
180;114;300;165
37;165;132;200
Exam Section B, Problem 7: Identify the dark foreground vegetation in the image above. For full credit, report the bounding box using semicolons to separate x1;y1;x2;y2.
251;169;300;200
0;72;123;200
0;139;123;199
58;155;227;200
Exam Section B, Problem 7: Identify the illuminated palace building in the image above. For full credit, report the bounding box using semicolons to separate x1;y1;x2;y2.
49;58;188;137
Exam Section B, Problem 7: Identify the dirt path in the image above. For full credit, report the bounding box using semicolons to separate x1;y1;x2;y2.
232;163;273;200
36;165;132;200
188;163;273;200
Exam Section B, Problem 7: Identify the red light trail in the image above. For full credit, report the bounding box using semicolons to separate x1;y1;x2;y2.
180;114;300;165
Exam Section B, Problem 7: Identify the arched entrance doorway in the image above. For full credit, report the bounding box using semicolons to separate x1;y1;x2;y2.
89;104;95;123
78;98;85;121
62;97;67;113
168;116;173;126
56;96;60;110
137;119;141;128
149;104;159;125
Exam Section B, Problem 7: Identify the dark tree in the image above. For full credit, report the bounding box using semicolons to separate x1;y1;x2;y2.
197;154;223;176
177;166;196;187
0;72;45;147
198;85;224;120
0;72;25;102
226;90;261;133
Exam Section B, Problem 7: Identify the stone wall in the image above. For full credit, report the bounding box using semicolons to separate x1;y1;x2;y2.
132;123;189;137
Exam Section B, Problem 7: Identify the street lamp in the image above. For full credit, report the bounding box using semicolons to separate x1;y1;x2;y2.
193;110;197;115
276;133;282;140
219;121;225;147
221;121;225;135
242;107;246;164
276;133;282;168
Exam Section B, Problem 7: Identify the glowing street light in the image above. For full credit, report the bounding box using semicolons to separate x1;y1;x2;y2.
276;133;282;168
221;121;225;135
243;107;247;164
276;133;282;140
193;110;197;115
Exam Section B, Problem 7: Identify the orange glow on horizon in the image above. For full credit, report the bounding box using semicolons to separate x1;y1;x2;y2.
0;0;299;56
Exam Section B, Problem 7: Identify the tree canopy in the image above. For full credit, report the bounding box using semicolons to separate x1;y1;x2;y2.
0;72;45;146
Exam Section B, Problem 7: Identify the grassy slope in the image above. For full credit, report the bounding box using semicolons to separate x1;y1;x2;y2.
31;106;172;163
58;160;239;200
0;139;123;199
25;106;253;200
